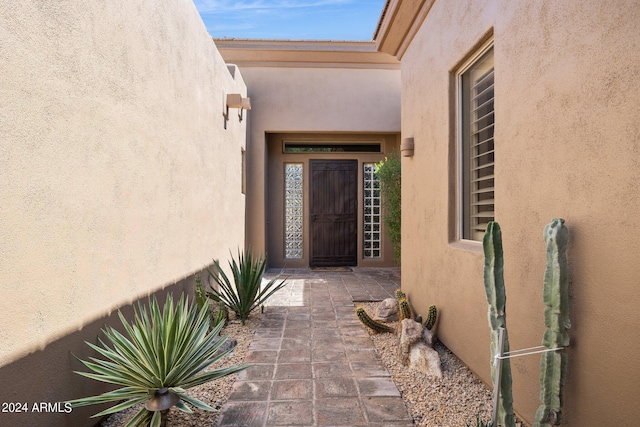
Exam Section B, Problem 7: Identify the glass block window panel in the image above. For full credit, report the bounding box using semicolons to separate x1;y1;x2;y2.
363;163;382;258
284;163;303;259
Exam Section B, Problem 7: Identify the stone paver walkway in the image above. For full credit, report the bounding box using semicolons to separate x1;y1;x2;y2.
215;267;414;427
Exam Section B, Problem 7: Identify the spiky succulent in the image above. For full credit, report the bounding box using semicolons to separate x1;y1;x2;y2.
68;293;247;427
207;248;287;325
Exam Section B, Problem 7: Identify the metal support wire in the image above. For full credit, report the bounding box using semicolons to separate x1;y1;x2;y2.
490;330;566;426
495;345;564;361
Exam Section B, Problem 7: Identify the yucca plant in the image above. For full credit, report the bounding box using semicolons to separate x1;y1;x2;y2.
67;293;247;427
207;248;287;325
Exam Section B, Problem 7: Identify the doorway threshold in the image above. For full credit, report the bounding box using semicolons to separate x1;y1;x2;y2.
310;266;353;272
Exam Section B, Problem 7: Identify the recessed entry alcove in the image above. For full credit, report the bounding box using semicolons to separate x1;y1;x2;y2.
265;132;399;268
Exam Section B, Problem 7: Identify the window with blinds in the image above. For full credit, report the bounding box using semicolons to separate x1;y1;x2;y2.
461;47;494;241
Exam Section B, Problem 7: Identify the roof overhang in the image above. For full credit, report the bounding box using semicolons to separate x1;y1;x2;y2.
374;0;436;59
214;39;400;70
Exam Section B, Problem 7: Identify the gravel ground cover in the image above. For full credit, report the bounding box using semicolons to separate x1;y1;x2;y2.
360;302;495;427
102;304;508;427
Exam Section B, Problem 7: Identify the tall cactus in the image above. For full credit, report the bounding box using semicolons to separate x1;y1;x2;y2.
534;219;570;426
483;221;515;427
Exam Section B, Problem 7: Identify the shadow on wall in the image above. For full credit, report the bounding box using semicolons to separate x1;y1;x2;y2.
0;268;213;427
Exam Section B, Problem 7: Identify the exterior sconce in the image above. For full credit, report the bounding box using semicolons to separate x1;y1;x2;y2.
224;93;252;125
401;137;415;157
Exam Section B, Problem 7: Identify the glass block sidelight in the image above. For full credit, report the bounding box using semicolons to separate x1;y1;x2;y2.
363;163;382;258
284;163;303;259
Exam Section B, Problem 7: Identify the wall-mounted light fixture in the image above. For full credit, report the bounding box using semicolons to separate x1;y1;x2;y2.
224;93;252;123
401;137;415;157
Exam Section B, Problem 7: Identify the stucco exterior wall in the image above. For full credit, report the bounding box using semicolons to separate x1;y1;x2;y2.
236;65;402;260
398;0;640;425
0;1;246;421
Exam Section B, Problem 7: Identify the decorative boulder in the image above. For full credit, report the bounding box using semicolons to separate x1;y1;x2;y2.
422;326;435;348
398;318;442;377
409;343;443;378
375;297;399;322
398;319;424;365
212;337;237;358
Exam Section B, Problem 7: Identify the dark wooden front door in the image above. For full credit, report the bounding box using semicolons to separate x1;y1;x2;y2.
310;160;358;267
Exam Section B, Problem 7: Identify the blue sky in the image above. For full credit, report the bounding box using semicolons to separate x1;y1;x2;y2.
193;0;387;41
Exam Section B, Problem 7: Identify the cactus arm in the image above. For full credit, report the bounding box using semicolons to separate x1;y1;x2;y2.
398;297;413;322
541;219;571;348
424;305;437;330
534;219;570;427
484;222;507;331
483;221;515;427
356;307;395;334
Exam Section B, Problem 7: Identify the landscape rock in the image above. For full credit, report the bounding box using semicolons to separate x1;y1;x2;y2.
422;327;435;348
212;336;237;358
399;318;424;365
409;342;443;378
375;297;399;321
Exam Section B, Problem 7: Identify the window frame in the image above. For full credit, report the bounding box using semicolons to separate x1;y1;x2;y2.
456;40;495;242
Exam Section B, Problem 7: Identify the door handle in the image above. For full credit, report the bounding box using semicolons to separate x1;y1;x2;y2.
311;214;317;221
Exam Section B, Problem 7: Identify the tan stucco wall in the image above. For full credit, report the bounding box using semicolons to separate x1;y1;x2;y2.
1;0;246;374
397;0;640;425
225;62;402;262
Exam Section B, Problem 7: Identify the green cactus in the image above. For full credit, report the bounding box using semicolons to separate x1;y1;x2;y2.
534;219;570;427
398;297;412;322
424;305;437;330
356;307;395;334
196;273;227;329
195;274;214;328
212;300;228;328
395;288;406;300
483;221;515;427
195;274;207;311
467;414;494;427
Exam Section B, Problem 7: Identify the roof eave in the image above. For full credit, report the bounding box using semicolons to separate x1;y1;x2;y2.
214;39;400;70
374;0;436;60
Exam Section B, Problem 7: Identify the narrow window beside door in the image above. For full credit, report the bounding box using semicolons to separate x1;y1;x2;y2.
363;163;382;258
284;163;303;259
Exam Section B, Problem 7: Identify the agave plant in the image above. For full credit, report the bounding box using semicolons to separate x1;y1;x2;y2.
207;248;287;325
67;293;247;427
